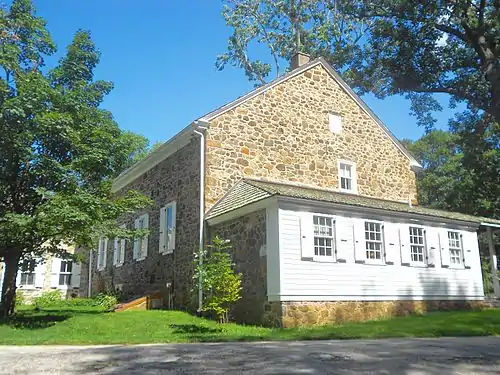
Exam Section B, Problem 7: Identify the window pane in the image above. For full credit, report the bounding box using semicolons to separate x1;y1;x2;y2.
59;274;72;286
313;215;335;258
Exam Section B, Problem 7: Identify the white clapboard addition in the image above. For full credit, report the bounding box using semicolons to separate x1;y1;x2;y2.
276;208;483;302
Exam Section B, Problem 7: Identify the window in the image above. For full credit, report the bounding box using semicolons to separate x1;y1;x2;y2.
134;214;149;260
339;161;357;193
329;113;342;134
409;227;426;265
59;261;72;286
365;222;384;262
20;260;36;286
114;238;126;266
448;231;462;265
114;225;126;267
313;215;335;258
160;202;176;253
97;237;107;270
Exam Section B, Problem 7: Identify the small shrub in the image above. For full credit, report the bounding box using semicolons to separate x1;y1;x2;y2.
193;236;242;323
34;290;63;308
93;293;118;310
15;290;26;306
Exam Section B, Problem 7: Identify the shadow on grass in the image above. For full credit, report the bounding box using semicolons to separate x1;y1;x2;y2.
0;313;71;329
169;324;223;335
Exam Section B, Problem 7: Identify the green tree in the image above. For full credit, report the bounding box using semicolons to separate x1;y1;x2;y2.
219;0;500;129
194;236;242;323
0;0;150;316
406;119;499;219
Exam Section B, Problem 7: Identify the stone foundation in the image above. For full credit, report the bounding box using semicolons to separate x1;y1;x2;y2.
266;300;485;328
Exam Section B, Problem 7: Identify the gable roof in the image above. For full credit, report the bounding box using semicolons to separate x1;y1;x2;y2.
199;57;421;169
206;179;500;227
113;57;422;192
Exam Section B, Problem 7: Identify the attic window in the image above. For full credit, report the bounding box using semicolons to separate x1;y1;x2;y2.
329;113;342;134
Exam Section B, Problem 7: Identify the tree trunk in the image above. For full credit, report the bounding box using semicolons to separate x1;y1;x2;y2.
0;251;21;318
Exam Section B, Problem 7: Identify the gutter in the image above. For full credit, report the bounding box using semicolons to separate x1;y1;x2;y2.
193;120;209;312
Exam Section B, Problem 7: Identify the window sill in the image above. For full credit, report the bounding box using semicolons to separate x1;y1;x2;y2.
339;189;358;195
97;267;106;272
18;286;37;290
114;263;124;268
135;257;146;262
363;260;386;266
160;250;174;255
407;263;429;268
312;257;337;263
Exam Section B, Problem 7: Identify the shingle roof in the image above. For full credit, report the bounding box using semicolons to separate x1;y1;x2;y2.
206;179;500;226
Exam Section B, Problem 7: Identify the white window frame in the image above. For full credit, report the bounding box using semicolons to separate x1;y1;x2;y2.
19;259;36;289
448;230;463;268
58;260;73;287
114;225;126;267
159;201;176;254
134;214;149;261
312;214;336;262
364;220;385;264
97;237;107;271
338;160;358;194
408;226;427;267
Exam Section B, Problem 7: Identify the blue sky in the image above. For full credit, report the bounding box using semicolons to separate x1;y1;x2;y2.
29;0;453;144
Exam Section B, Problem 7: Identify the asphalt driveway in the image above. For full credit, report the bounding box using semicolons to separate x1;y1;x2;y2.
1;337;499;374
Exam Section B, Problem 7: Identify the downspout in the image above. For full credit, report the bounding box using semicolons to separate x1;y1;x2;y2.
88;249;92;298
193;120;209;312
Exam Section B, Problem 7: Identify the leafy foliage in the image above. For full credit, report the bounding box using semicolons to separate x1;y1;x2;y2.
193;236;243;323
406;115;499;219
0;0;151;316
33;291;118;310
93;293;119;310
34;290;63;308
219;0;500;128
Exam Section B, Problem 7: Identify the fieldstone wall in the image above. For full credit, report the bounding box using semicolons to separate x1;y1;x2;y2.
78;138;201;308
208;209;267;325
268;300;485;328
205;64;418;210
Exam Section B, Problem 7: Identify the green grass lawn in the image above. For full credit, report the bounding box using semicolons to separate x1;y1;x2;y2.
1;307;499;345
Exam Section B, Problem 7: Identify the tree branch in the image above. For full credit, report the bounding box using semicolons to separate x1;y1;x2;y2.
434;24;468;43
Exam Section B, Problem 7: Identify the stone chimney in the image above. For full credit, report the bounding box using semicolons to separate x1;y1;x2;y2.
291;52;310;69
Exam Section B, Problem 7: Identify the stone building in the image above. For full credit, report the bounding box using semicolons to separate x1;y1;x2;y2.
78;54;500;326
0;245;81;303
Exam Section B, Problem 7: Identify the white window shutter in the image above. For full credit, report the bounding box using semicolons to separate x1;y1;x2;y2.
120;238;126;264
34;261;45;288
15;266;21;287
399;224;412;265
71;262;81;288
300;212;314;259
425;227;440;267
103;238;108;268
142;214;149;257
462;231;476;269
159;207;166;253
439;229;451;267
335;220;354;262
113;238;119;266
353;220;366;263
169;202;177;252
51;258;61;288
384;222;400;265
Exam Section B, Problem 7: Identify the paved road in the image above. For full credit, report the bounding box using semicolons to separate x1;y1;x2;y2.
1;337;499;374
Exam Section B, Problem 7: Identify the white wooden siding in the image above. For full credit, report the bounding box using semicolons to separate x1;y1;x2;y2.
276;208;484;301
